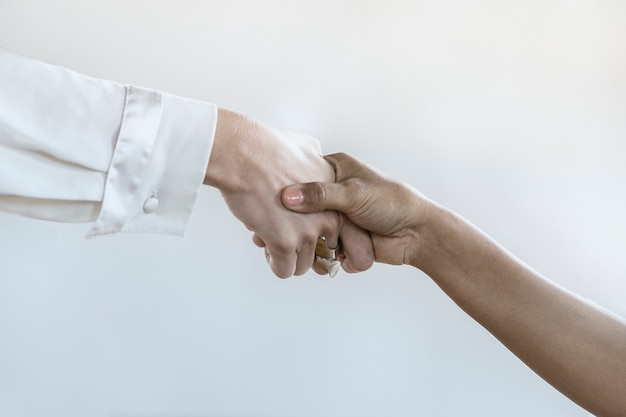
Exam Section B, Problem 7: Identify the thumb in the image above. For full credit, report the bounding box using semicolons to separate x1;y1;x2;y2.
281;182;348;213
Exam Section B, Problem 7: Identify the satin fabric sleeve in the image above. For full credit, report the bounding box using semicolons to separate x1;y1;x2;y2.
0;49;217;237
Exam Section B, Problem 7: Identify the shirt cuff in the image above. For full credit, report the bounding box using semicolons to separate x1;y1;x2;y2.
86;86;217;237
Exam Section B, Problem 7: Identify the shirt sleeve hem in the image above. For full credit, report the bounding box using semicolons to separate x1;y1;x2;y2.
86;87;217;238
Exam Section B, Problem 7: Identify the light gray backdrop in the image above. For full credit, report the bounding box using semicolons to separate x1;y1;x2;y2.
1;1;625;416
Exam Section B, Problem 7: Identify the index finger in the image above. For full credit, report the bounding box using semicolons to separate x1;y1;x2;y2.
264;244;297;279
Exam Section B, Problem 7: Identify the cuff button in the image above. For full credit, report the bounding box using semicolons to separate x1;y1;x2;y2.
143;197;160;214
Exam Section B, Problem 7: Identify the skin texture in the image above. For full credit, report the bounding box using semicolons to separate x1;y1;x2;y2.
281;152;626;417
204;110;373;278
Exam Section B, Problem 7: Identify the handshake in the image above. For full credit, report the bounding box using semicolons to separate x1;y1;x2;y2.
203;110;626;417
206;109;428;278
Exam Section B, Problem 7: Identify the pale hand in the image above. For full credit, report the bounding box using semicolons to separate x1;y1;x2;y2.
206;112;374;277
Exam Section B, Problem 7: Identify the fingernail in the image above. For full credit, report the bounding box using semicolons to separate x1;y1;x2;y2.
282;187;304;206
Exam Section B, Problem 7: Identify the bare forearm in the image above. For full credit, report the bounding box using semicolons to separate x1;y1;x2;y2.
415;205;626;416
281;152;626;414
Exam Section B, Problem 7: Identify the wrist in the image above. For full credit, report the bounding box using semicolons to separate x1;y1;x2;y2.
411;202;481;290
204;108;251;192
407;201;452;270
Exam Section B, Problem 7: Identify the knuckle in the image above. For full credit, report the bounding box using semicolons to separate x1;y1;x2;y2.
307;182;328;209
274;269;292;279
348;255;374;272
272;242;292;256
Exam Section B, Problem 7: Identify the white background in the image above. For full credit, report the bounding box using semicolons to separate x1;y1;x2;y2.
1;1;625;416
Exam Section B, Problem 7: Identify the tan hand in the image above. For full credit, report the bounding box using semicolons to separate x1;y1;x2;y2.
282;152;435;267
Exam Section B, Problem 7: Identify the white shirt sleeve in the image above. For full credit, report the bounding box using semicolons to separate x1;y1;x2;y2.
0;49;217;237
